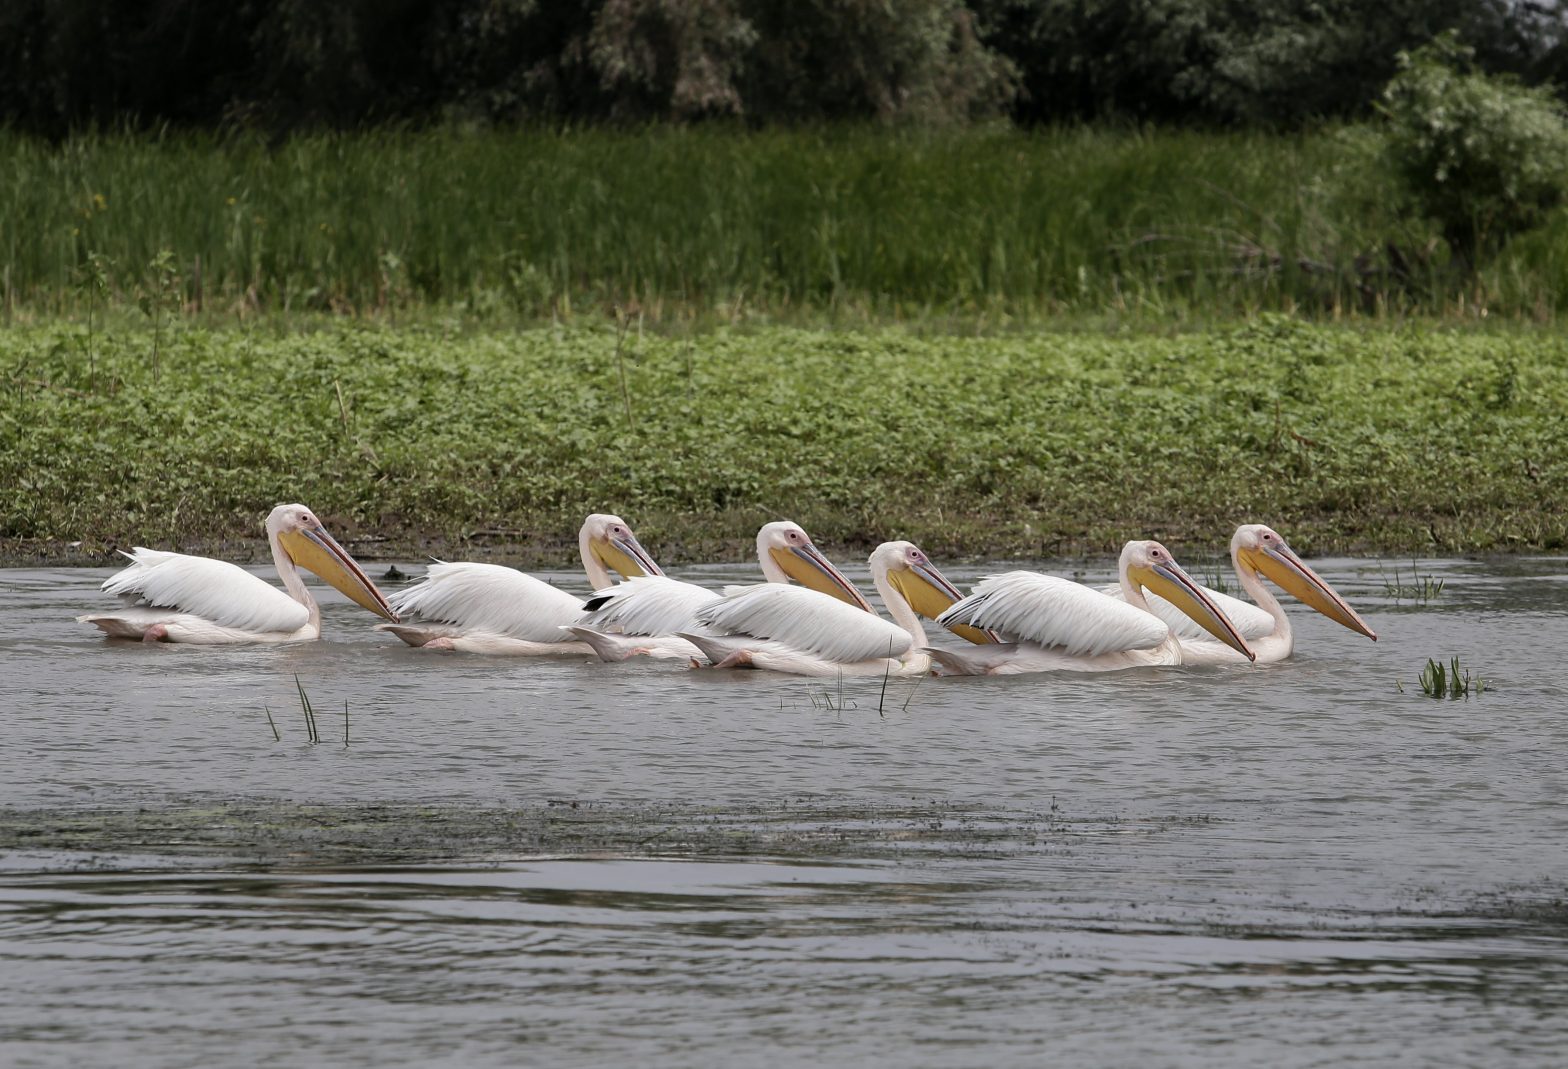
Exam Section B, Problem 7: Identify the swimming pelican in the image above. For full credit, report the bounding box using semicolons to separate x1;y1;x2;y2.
680;541;983;676
1108;524;1376;664
564;520;874;661
377;513;662;655
927;540;1255;675
78;503;396;643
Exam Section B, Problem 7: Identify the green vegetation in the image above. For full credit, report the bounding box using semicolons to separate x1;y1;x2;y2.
4;317;1565;564
7;1;1562;134
1380;564;1446;602
1382;33;1568;268
0;126;1565;327
1418;656;1486;699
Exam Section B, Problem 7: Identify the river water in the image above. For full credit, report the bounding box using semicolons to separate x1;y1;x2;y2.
1;556;1565;1067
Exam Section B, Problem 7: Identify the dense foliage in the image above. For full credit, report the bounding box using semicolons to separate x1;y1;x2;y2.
1381;33;1568;268
2;0;1564;133
5;320;1565;561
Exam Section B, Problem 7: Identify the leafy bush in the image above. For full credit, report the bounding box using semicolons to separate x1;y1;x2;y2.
1381;32;1568;267
973;0;1566;127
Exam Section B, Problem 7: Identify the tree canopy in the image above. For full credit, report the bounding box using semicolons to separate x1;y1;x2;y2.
2;0;1565;135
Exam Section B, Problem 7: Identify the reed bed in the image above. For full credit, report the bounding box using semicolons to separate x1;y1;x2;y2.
3;125;1567;323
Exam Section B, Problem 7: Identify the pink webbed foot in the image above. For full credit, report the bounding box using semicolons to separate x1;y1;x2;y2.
141;625;170;643
712;649;756;670
424;636;456;651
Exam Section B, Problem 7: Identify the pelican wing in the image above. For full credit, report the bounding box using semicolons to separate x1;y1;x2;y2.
1095;582;1275;640
580;576;717;636
387;562;582;641
101;548;309;633
694;584;912;662
939;572;1168;655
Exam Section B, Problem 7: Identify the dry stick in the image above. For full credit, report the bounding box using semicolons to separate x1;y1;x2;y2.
343;700;350;748
613;313;634;431
264;704;281;742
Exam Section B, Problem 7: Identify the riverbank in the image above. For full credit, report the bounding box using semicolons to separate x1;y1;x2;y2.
4;317;1564;565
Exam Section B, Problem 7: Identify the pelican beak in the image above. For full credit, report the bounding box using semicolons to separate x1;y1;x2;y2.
1130;559;1255;661
1239;543;1377;641
888;561;999;645
592;533;665;580
770;543;875;612
278;523;398;621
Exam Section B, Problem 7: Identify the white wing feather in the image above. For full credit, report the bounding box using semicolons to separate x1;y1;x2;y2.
1096;582;1275;640
580;576;718;636
939;572;1168;655
694;584;911;662
387;562;583;642
101;548;309;634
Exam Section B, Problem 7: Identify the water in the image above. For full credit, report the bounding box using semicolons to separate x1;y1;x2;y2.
2;556;1566;1067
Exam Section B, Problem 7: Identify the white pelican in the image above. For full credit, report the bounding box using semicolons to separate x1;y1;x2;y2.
926;540;1255;675
78;503;396;643
376;513;662;654
679;541;984;676
563;520;874;661
1109;524;1376;664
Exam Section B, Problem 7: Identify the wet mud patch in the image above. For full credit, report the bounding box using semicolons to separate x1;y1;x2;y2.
0;798;1216;871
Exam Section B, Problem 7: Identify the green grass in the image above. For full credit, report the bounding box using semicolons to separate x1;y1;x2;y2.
4;316;1566;563
3;125;1568;325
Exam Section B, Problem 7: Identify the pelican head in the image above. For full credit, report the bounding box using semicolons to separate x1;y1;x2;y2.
1232;524;1376;640
580;513;664;581
266;504;398;620
1122;540;1255;661
758;521;874;612
872;541;997;644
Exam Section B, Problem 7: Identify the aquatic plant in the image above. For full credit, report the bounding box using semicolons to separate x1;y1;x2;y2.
808;673;856;713
1201;569;1233;596
295;674;321;743
270;675;351;745
1381;565;1445;603
1418;656;1485;699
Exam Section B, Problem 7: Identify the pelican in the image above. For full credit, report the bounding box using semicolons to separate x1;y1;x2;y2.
564;520;874;661
78;503;396;643
680;540;985;676
926;540;1255;675
1107;524;1376;664
377;513;662;655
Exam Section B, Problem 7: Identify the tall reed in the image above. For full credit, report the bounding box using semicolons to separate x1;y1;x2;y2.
3;125;1563;322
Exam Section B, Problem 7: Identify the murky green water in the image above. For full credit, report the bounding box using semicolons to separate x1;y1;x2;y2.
2;557;1565;1066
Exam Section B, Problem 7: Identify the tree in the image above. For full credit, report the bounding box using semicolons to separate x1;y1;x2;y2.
1381;32;1568;268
